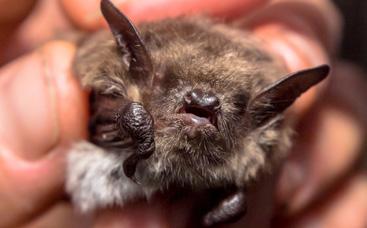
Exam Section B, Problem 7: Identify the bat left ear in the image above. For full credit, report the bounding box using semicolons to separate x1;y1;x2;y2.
101;0;153;85
248;64;330;127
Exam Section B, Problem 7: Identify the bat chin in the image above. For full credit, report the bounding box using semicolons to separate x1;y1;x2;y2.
154;113;227;165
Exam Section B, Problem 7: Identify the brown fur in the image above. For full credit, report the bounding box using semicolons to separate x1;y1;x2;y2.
68;17;292;211
74;17;290;188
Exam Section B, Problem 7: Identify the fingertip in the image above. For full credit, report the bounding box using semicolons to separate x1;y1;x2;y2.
61;0;101;31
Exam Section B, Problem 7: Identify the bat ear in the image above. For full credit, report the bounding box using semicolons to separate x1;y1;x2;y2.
101;0;153;84
248;64;330;127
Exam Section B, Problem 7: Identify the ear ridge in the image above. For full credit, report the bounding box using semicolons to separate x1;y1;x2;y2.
248;64;330;127
101;0;153;84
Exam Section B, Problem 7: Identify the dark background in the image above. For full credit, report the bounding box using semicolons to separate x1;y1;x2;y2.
334;0;367;70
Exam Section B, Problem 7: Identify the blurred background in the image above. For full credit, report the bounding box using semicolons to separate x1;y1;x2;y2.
334;0;367;70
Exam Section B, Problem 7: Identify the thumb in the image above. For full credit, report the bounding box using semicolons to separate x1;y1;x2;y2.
0;41;88;227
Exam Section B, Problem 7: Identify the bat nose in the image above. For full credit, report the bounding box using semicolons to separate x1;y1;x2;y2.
184;89;220;111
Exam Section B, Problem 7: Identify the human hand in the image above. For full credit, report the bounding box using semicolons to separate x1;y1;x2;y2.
0;0;366;227
274;61;367;228
0;40;89;228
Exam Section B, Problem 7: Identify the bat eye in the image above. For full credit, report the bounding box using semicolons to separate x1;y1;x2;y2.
184;89;220;112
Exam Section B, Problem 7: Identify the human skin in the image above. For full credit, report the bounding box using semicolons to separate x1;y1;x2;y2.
0;0;366;227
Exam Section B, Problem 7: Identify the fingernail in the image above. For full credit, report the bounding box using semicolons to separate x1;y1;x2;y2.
0;50;59;160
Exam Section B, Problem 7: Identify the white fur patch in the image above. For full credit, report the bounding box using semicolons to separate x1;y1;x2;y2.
66;141;148;211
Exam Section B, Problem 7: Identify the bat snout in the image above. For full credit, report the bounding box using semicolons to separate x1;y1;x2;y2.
180;89;220;128
184;89;220;112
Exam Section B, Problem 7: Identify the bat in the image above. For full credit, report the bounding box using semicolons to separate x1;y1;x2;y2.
66;0;330;226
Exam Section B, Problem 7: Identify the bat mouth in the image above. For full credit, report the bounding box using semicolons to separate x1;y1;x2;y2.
179;105;218;128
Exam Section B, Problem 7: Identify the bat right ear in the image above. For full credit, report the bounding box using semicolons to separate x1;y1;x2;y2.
248;65;330;128
101;0;153;84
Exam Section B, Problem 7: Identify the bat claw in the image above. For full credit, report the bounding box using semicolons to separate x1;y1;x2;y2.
122;154;142;185
123;154;138;179
202;189;247;227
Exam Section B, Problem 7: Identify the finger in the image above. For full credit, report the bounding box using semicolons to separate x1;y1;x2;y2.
21;202;89;228
278;173;367;228
251;21;329;117
0;0;37;26
0;0;38;62
61;0;269;30
247;0;342;117
246;0;342;56
0;41;88;228
276;63;367;214
0;0;74;64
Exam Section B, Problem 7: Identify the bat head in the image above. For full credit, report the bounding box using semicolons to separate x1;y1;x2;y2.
100;0;330;187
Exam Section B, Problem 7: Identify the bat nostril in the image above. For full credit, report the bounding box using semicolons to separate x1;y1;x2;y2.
184;89;220;111
181;89;220;127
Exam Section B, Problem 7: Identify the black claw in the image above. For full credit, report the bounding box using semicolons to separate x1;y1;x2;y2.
123;154;139;179
118;102;155;179
202;189;247;227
